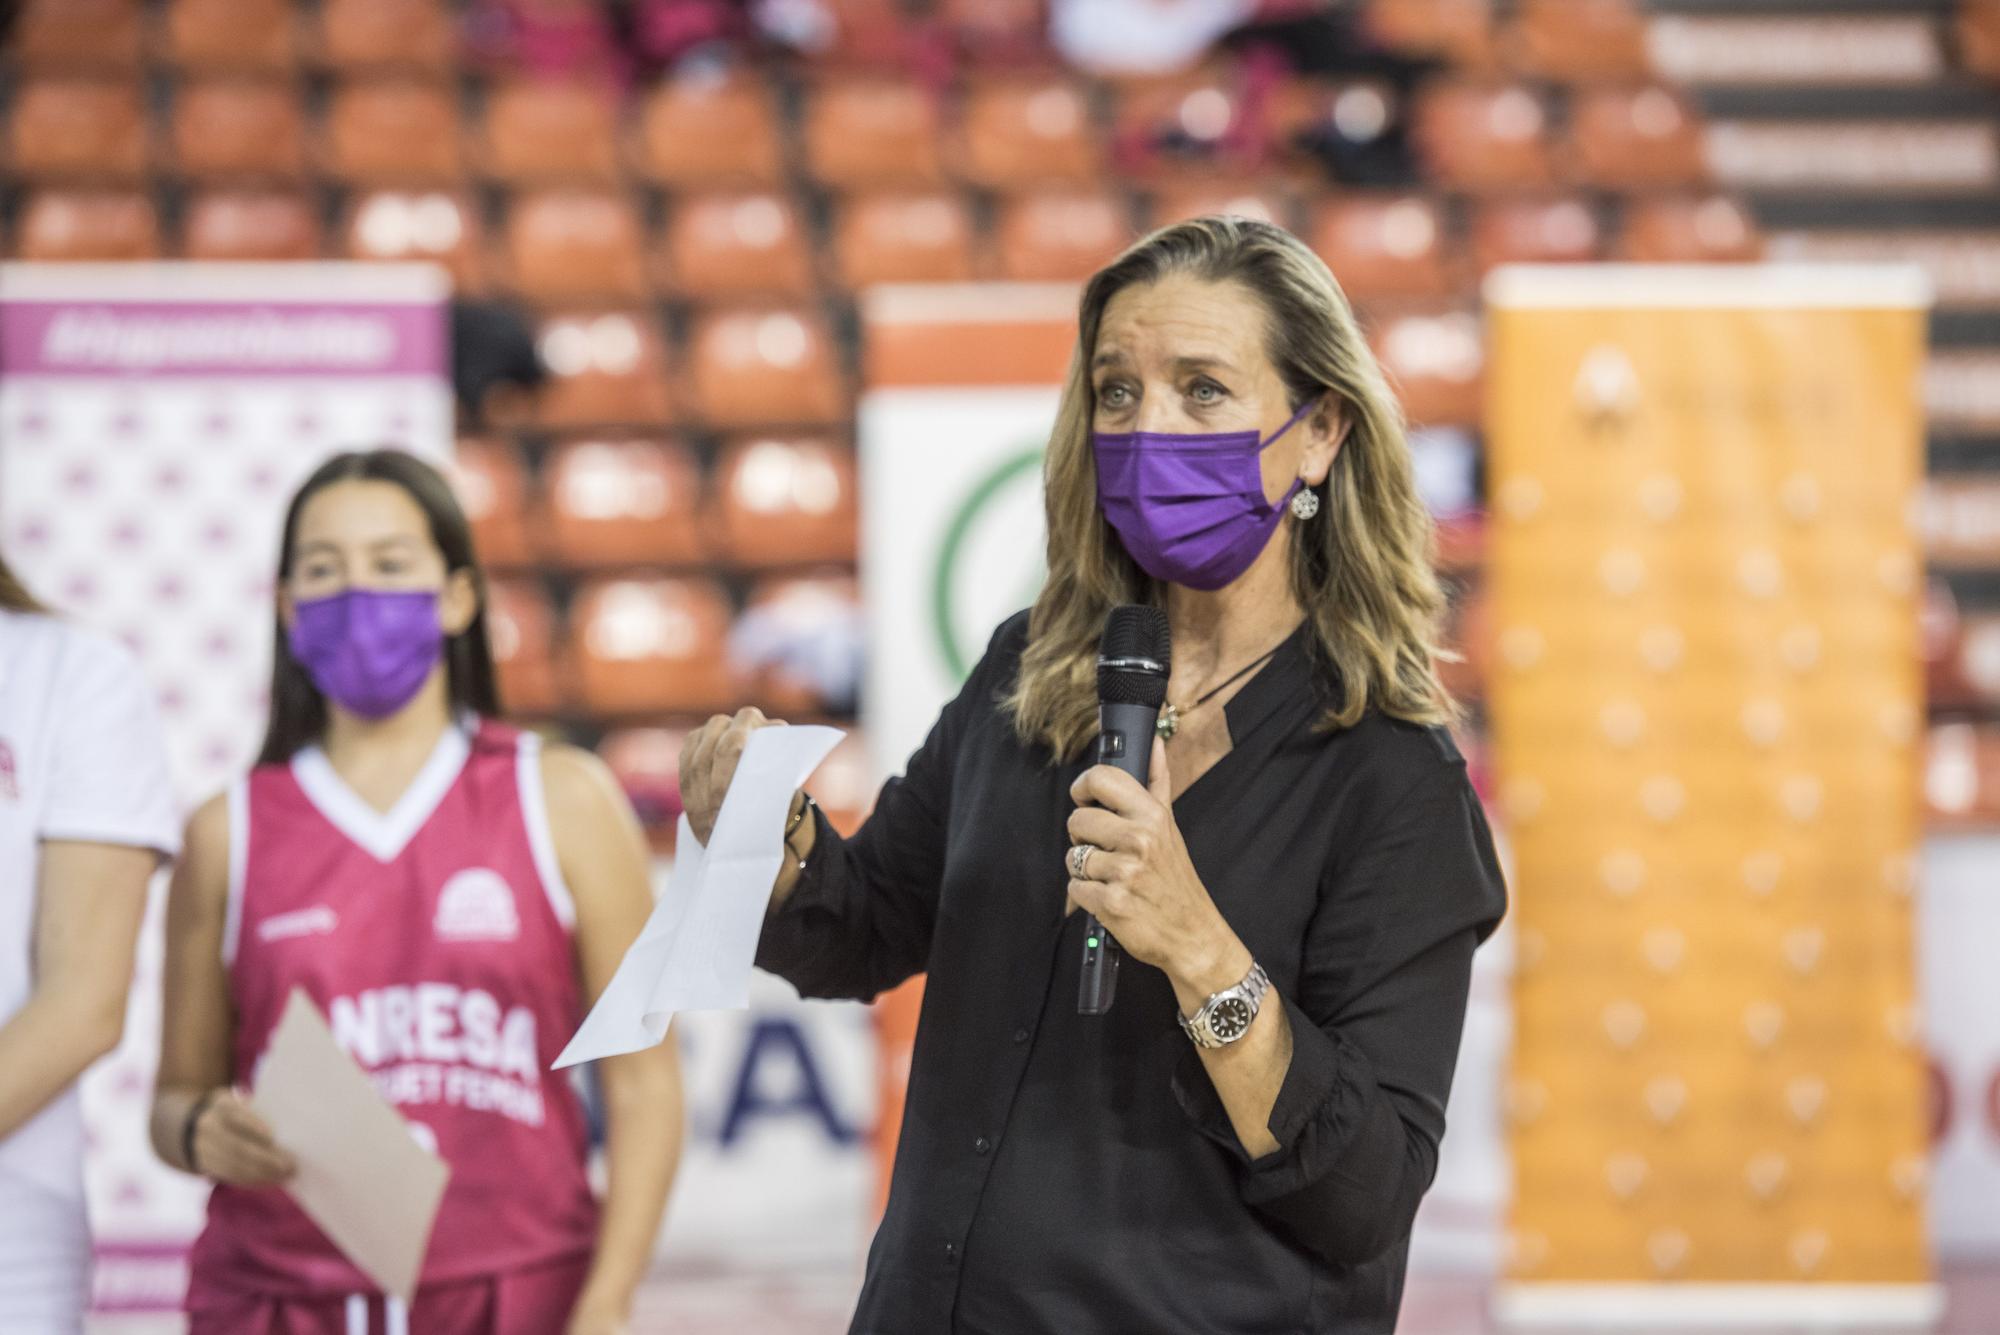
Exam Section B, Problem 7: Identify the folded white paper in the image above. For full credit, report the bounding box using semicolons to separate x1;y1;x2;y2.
555;724;844;1068
252;988;451;1304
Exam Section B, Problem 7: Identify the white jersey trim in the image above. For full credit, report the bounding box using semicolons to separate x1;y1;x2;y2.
222;780;248;967
515;733;578;932
291;724;472;864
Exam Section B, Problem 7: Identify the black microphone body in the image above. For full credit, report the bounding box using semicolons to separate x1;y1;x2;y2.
1081;606;1171;1016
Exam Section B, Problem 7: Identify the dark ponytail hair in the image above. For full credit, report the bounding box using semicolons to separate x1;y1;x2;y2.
256;449;501;765
0;551;48;615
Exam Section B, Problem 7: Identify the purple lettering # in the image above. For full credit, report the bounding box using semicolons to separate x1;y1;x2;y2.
0;739;17;801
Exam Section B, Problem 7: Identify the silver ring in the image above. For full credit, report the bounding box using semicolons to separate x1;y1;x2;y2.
1069;843;1095;880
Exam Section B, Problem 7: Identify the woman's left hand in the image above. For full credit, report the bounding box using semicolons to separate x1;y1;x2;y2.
1066;736;1235;985
565;1299;630;1335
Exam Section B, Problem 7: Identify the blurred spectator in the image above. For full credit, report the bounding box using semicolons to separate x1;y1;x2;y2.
728;578;865;715
1051;0;1255;76
466;0;630;83
451;298;548;432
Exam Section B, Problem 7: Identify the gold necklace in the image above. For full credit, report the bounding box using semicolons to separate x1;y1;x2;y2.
1155;642;1285;740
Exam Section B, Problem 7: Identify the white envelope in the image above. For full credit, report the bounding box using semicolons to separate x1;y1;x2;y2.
251;988;451;1304
555;724;844;1068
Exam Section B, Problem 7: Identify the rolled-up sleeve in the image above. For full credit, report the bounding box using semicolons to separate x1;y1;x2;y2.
1171;762;1506;1267
755;616;1021;1002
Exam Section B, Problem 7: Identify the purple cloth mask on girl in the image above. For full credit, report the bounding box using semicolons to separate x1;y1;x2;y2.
1093;399;1316;591
287;588;445;719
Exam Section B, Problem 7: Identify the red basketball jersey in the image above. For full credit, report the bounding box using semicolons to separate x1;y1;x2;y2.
188;718;599;1301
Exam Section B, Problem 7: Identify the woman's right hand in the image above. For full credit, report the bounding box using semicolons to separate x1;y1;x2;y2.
190;1088;297;1186
678;707;786;845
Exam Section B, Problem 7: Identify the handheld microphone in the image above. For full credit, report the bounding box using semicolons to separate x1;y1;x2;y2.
1080;604;1171;1016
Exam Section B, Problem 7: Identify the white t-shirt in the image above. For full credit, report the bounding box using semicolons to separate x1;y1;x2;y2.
0;609;179;1331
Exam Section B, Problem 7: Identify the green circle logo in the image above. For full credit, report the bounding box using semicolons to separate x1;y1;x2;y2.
929;445;1047;679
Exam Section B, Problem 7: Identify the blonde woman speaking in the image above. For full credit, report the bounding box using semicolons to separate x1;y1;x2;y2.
682;216;1507;1334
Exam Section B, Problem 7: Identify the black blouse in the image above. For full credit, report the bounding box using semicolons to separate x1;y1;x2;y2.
756;612;1506;1334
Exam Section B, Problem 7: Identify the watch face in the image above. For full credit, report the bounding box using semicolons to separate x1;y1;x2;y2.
1211;998;1251;1040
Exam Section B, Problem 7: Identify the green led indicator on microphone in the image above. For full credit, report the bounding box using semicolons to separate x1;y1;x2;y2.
1086;936;1100;948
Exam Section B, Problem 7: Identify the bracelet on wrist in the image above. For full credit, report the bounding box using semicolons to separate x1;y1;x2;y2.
182;1088;223;1174
783;793;818;874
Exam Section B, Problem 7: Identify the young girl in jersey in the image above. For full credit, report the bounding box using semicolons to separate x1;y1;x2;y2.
150;450;682;1335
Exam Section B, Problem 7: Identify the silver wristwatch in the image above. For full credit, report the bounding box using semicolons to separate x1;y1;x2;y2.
1178;962;1271;1049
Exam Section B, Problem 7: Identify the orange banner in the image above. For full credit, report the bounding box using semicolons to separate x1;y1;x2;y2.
1485;267;1937;1319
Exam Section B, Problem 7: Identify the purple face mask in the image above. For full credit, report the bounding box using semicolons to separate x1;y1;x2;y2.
288;588;445;719
1093;399;1315;591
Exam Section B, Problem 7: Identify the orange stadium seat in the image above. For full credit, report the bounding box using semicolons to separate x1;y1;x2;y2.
569;576;735;716
160;0;298;71
181;188;323;259
595;726;691;852
541;438;707;568
1370;307;1483;428
478;80;624;185
13;189;161;260
1618;194;1763;262
733;574;863;716
660;192;818;299
833;191;977;287
1926;723;2000;828
939;0;1048;65
803;76;945;188
168;78;309;181
1361;0;1498;71
689;307;848;428
318;0;457;73
631;71;786;188
711;436;859;568
1306;194;1459;303
447;438;536;569
809;0;919;62
10;0;144;70
956;76;1100;187
322;79;466;184
1507;0;1648;82
1150;185;1292;230
342;190;487;291
1960;1;2000;82
5;78;147;181
503;189;650;304
534;311;675;429
993;190;1133;281
1955;615;2000;709
484;576;562;716
1570;86;1708;189
1112;71;1263;182
1412;82;1554;191
1470;196;1603;271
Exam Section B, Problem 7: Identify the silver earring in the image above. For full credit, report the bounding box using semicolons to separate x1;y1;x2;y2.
1290;487;1320;520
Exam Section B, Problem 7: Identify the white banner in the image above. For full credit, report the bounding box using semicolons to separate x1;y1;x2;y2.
1920;833;2000;1257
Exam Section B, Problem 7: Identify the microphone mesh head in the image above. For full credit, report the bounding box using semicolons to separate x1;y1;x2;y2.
1097;605;1171;707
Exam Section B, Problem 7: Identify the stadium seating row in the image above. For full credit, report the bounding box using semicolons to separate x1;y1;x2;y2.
486;569;858;721
453;435;856;571
7;183;1765;300
3;67;1718;194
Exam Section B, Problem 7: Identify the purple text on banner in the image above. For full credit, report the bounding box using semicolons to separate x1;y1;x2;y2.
0;301;446;378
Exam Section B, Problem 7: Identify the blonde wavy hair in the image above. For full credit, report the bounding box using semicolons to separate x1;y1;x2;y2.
1007;214;1457;761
